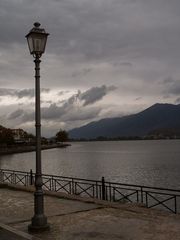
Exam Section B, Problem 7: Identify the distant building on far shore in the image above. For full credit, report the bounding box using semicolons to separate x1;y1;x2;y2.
11;129;34;144
12;129;25;141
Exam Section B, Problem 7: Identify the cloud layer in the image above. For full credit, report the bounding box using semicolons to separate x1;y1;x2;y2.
0;85;116;136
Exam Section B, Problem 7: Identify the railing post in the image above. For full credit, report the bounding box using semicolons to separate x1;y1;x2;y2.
12;171;15;184
95;181;98;199
72;178;74;194
174;195;177;214
112;187;115;201
102;176;106;200
30;169;33;185
145;192;148;207
51;176;54;191
109;183;112;201
92;184;95;198
141;186;143;203
136;190;139;202
0;170;3;183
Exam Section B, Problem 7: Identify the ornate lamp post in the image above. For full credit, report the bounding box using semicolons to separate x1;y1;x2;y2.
26;22;49;231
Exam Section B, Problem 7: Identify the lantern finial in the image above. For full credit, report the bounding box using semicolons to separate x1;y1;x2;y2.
34;22;41;28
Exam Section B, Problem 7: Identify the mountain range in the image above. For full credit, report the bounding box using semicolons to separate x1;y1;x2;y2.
68;103;180;139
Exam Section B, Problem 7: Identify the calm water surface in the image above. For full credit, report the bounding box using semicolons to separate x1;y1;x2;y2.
0;140;180;189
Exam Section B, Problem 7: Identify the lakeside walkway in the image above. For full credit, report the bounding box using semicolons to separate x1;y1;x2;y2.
0;143;70;155
0;184;180;239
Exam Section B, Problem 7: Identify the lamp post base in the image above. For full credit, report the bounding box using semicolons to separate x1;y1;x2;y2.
28;215;50;232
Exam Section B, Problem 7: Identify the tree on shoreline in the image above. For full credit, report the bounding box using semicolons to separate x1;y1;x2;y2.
0;126;14;146
55;129;68;143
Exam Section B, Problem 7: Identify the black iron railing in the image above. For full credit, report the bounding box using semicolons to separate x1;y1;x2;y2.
0;168;180;214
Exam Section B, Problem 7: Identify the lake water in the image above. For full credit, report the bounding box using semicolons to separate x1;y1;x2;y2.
0;140;180;189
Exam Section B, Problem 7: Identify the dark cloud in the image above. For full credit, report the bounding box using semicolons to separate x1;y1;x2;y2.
120;62;133;67
135;97;142;101
42;104;66;120
80;85;117;106
65;107;101;122
15;89;35;98
42;100;53;104
112;62;133;68
1;0;180;63
175;97;180;104
8;109;24;120
168;82;180;95
162;78;180;95
0;88;15;96
163;77;174;84
169;85;180;95
16;88;50;98
58;91;69;96
0;1;180;88
0;88;50;98
72;68;92;78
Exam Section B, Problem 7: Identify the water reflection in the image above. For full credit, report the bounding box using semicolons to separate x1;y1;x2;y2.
0;140;180;189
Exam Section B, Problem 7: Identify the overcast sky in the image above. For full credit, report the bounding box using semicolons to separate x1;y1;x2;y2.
0;0;180;137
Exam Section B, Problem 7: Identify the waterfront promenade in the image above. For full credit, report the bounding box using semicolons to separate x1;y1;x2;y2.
0;184;180;239
0;143;70;155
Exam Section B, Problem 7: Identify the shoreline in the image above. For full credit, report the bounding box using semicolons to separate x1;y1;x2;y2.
0;143;71;155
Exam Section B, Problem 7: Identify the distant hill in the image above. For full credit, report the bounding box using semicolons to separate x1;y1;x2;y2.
68;103;180;139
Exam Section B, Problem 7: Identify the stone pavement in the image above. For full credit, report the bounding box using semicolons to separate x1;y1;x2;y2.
0;222;40;240
1;184;180;240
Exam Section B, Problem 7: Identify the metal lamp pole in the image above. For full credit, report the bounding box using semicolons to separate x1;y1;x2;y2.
26;22;49;232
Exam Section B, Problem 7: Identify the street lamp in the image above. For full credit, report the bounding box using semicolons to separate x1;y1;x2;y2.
26;22;49;231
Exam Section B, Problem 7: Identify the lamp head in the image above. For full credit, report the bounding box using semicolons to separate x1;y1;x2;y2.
26;22;49;57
